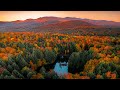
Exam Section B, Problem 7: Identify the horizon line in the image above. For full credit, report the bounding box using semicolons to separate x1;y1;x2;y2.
0;16;120;23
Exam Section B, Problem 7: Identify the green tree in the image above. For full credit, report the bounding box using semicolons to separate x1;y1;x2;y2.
9;75;16;79
40;67;46;75
17;42;25;49
0;59;6;67
21;66;31;78
68;52;80;73
4;75;16;79
38;38;44;42
116;65;120;78
69;42;78;53
27;71;36;79
68;50;93;73
7;57;15;65
7;64;13;72
16;54;28;69
94;62;118;78
87;72;96;79
2;69;11;76
45;70;59;79
0;42;5;48
44;49;56;64
33;49;44;60
12;62;20;71
12;70;24;79
0;74;4;79
32;49;44;63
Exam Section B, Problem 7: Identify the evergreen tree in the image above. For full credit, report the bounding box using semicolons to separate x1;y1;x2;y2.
69;42;78;53
0;59;6;67
44;49;56;64
9;75;16;79
7;57;15;65
17;42;25;49
21;66;31;78
16;54;28;69
0;74;4;79
0;42;5;48
2;69;11;76
94;62;118;78
12;62;20;71
40;67;46;75
7;64;13;72
68;50;93;73
12;70;24;79
38;38;44;42
27;71;36;79
4;75;16;79
33;49;44;60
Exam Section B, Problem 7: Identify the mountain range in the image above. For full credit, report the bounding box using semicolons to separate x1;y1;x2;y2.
0;16;120;34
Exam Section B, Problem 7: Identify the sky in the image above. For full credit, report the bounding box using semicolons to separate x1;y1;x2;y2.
0;11;120;22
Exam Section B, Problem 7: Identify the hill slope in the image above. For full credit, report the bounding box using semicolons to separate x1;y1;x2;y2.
0;17;120;35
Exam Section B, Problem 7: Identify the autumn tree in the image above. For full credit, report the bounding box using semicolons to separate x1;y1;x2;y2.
94;62;119;78
84;59;100;74
44;70;59;79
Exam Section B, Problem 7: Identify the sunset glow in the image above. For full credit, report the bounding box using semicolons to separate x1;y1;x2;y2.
0;11;120;22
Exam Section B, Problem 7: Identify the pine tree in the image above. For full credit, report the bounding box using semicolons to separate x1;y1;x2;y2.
0;59;6;67
21;66;31;78
68;50;93;73
12;62;20;71
16;54;28;69
7;64;13;72
12;70;24;79
44;49;56;64
27;71;36;79
2;69;11;76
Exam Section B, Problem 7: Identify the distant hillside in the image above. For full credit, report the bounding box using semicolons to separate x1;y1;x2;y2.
0;16;120;36
33;20;102;32
81;19;120;27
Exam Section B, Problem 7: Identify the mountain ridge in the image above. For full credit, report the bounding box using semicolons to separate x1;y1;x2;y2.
0;16;120;33
0;16;120;23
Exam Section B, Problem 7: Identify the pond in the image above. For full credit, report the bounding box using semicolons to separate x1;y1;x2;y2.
54;62;68;76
